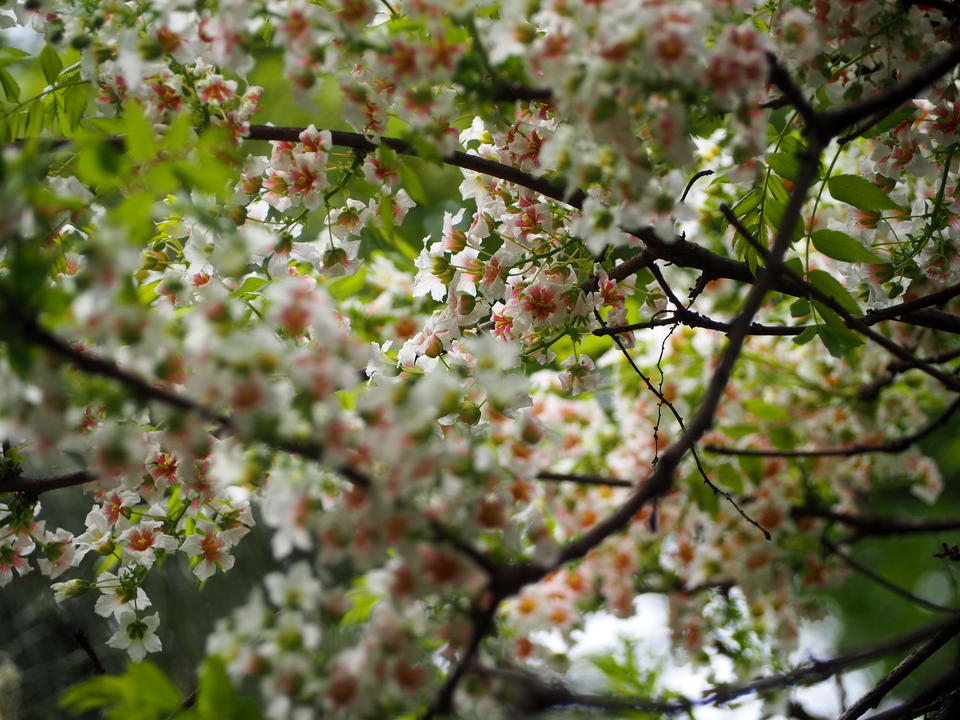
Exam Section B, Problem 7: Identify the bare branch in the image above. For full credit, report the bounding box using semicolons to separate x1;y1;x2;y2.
543;137;825;574
705;395;960;458
838;615;960;720
793;505;960;538
421;594;500;719
245;125;583;207
820;39;960;138
823;537;957;614
1;470;96;495
706;613;960;705
536;471;634;488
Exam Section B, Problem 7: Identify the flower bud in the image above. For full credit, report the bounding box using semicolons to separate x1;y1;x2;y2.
52;579;91;601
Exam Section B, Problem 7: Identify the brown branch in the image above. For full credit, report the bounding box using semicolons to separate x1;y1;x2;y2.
705;612;960;705
73;627;105;675
245;125;584;208
823;538;958;614
721;205;960;391
536;471;634;488
705;395;960;458
820;38;960;138
1;470;96;495
766;53;819;128
596;310;813;337
421;593;500;719
793;505;960;538
861;664;960;720
540;136;825;575
838;615;960;720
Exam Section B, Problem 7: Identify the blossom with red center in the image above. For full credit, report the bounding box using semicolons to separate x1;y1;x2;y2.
0;542;31;586
521;284;560;325
180;526;235;580
195;74;237;105
121;521;177;568
98;489;138;529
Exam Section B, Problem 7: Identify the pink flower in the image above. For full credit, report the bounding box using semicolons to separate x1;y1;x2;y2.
195;74;237;105
521;283;561;325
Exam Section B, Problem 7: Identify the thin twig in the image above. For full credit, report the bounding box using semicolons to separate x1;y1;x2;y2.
838;614;960;720
594;310;771;540
822;537;958;614
536;471;634;488
705;395;960;458
1;470;96;495
793;505;960;538
721;204;960;392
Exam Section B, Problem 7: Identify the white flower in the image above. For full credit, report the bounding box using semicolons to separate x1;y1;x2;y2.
94;571;152;618
106;611;162;661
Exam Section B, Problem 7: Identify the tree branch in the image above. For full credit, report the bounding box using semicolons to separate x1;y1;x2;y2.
820;38;960;138
721;206;960;391
823;537;957;614
244;125;584;207
792;505;960;538
542;136;825;574
838;615;960;720
706;613;960;705
536;471;634;488
705;395;960;458
1;470;96;495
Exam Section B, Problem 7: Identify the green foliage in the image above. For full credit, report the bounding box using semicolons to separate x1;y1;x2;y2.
60;662;181;719
828;174;905;212
811;229;885;264
60;658;262;720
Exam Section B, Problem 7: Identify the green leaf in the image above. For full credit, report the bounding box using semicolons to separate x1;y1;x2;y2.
25;102;44;138
767;152;799;181
125;662;181;709
688;473;719;518
862;107;916;138
60;663;179;719
811;229;884;264
39;44;63;85
123;99;157;161
61;82;90;134
744;399;789;422
789;298;810;317
161;111;194;152
229;276;269;298
327;266;367;300
60;676;128;713
194;657;262;720
828;174;904;212
817;324;861;358
0;47;30;66
808;269;861;316
400;163;428;205
716;463;745;494
719;423;758;439
0;67;19;102
342;583;380;625
793;325;818;345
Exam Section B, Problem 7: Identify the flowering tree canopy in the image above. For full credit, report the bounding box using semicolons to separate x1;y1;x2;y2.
3;0;960;717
